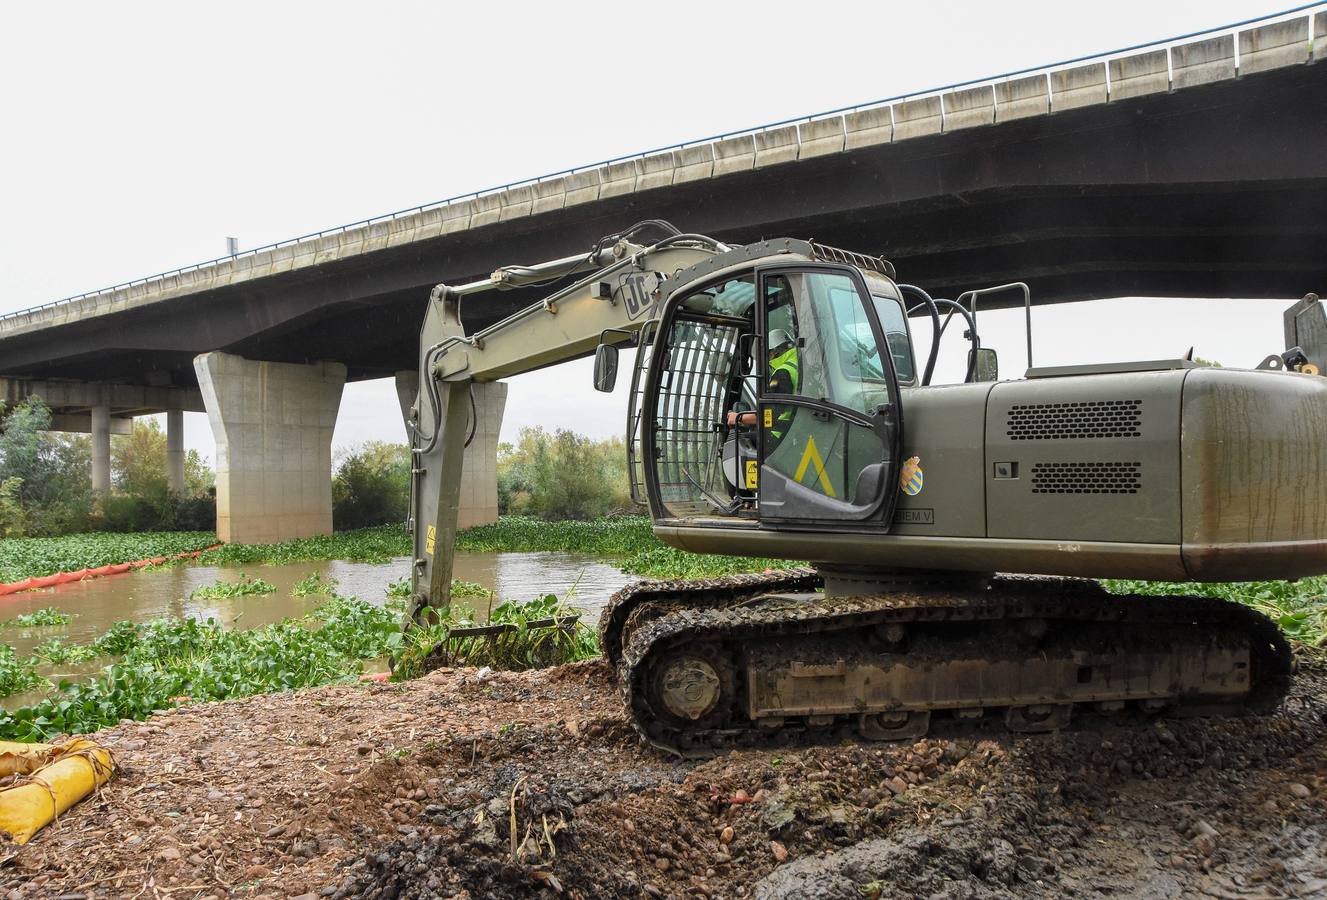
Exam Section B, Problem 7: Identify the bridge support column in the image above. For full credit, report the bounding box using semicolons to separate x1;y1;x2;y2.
90;399;111;495
394;371;506;529
195;352;346;544
166;408;185;493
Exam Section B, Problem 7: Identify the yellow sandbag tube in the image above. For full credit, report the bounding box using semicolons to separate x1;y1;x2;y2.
0;741;57;778
0;739;114;844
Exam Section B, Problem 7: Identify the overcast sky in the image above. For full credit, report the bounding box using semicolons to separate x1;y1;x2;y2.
0;0;1304;464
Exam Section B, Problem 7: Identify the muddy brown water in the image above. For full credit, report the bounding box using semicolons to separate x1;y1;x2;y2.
0;551;633;709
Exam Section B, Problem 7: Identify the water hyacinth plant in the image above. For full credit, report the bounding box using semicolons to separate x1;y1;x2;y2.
189;573;277;599
390;592;599;679
4;608;73;628
0;532;216;582
292;572;338;597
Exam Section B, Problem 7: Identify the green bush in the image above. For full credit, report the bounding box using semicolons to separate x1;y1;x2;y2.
497;427;634;520
0;400;213;536
332;442;410;530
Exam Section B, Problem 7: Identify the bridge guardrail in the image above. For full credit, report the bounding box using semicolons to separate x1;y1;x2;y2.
2;2;1325;332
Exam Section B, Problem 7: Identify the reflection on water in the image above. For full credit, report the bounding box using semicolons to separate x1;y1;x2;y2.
0;551;634;707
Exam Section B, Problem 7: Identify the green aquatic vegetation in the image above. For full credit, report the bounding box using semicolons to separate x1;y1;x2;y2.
0;532;216;582
0;645;46;698
456;516;799;578
618;546;798;580
29;638;100;666
0;595;402;742
196;524;410;567
190;573;276;600
92;620;142;656
5;607;73;628
387;577;491;601
451;579;491;599
391;592;599;679
1103;576;1327;648
292;572;338;597
456;516;657;556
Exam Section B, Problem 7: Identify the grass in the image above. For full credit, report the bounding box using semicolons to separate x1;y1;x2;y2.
1105;576;1327;648
0;532;216;582
189;573;276;600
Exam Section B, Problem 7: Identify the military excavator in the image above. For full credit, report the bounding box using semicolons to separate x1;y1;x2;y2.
402;220;1327;757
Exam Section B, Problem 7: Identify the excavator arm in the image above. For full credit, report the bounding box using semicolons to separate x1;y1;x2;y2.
404;225;728;627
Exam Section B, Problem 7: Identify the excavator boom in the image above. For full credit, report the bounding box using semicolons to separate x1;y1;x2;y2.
404;226;728;624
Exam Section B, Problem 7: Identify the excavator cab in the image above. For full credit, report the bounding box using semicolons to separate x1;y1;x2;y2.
638;257;907;529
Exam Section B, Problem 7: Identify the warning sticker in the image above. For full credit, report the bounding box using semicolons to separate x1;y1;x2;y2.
763;408;773;429
793;436;836;498
744;459;759;489
425;525;437;555
899;456;924;496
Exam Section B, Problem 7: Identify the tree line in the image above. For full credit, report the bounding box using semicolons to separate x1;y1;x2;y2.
0;396;635;537
331;426;635;530
0;398;215;537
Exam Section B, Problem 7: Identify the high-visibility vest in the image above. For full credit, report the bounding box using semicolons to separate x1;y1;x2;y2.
768;347;800;440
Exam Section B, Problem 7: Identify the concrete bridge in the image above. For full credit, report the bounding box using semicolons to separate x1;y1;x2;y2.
2;9;1325;543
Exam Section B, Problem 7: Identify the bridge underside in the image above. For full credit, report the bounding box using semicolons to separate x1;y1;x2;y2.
2;62;1324;389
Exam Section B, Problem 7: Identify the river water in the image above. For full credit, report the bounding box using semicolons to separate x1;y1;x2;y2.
0;551;634;708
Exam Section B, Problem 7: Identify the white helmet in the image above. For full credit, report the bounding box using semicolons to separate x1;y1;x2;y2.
768;329;794;353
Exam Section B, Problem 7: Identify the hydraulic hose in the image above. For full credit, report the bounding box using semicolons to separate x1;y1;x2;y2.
899;284;942;386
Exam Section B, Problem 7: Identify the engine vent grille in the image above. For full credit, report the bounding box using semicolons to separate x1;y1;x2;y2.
1031;461;1141;494
1007;400;1142;441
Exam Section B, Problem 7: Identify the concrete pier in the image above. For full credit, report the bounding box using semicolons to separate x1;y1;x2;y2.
90;399;110;494
395;371;506;529
195;352;346;544
166;408;185;493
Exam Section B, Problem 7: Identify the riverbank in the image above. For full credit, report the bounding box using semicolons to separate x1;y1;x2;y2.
3;519;1325;647
0;517;799;584
8;655;1324;898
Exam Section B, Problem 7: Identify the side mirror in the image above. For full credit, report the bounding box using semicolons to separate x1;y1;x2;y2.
971;347;999;382
593;343;619;393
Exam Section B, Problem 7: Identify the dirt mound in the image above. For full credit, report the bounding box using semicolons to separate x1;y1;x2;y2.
347;664;1327;900
6;658;1325;899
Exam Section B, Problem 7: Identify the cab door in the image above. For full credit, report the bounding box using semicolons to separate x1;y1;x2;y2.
756;266;904;526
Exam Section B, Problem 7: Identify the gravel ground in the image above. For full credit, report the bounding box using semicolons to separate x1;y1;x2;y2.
4;656;1324;899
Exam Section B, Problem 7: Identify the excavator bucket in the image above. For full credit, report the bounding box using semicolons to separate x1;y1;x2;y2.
416;615;583;673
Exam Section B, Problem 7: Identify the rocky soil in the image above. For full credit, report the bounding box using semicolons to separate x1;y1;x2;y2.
4;657;1325;899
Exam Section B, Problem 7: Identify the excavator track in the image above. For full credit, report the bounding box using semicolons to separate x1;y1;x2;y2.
598;567;822;670
603;576;1292;758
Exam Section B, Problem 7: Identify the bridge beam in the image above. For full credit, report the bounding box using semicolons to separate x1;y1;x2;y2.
195;352;345;544
394;371;506;529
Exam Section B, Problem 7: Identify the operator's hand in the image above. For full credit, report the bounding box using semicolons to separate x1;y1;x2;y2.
726;411;757;427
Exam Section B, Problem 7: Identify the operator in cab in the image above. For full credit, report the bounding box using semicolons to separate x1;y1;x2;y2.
726;327;800;449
